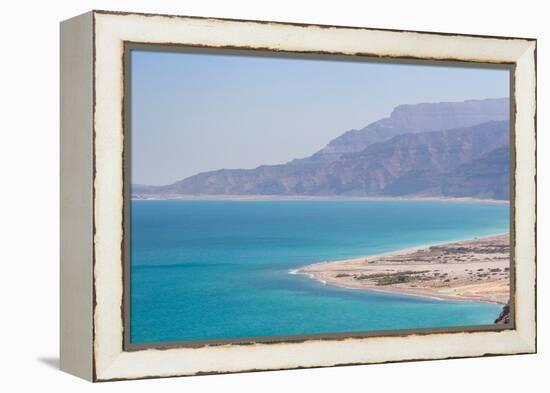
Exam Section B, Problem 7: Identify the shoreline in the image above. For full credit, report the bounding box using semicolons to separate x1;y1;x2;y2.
292;268;504;305
291;268;499;305
294;234;510;306
294;232;509;274
132;194;510;205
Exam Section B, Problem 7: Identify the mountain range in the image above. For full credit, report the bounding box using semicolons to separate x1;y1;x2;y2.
133;98;510;200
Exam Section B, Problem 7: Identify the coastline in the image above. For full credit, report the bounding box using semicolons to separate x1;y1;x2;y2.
294;234;510;306
132;194;510;205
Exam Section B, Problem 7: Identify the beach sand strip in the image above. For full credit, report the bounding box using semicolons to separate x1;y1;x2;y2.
297;234;510;305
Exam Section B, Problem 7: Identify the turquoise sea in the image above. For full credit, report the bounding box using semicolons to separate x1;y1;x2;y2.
130;199;509;344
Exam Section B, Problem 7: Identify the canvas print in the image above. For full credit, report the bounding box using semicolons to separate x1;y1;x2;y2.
129;48;512;346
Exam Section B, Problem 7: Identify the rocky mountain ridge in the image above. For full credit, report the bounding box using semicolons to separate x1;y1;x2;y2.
133;98;510;200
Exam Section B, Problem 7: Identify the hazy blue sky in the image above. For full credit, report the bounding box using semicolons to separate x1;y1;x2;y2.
131;50;509;185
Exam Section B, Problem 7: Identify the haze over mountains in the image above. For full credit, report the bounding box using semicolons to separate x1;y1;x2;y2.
133;98;510;200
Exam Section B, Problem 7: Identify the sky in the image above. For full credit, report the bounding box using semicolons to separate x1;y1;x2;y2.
131;49;510;186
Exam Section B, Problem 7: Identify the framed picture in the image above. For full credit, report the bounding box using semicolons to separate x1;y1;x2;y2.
60;10;537;382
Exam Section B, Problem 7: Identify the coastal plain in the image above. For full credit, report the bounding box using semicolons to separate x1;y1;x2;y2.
298;234;510;305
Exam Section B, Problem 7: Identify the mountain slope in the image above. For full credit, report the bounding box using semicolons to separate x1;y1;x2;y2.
441;146;510;200
303;97;509;164
133;98;511;200
149;120;509;198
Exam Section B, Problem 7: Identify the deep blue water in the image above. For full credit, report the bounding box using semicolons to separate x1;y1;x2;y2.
130;199;509;344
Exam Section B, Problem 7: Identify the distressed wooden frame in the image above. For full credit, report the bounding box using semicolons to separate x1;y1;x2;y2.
60;10;537;382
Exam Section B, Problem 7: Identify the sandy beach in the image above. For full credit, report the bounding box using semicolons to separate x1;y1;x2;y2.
132;194;510;205
296;234;510;305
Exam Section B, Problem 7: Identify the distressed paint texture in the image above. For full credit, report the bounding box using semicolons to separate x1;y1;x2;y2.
88;10;536;381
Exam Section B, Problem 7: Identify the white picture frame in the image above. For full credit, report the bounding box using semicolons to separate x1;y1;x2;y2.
60;10;536;382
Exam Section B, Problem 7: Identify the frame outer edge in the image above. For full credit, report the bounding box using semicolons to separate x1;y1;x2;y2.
91;11;538;381
60;11;95;381
512;41;537;352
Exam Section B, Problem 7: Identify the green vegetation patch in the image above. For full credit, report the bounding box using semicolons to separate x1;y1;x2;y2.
354;270;431;286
